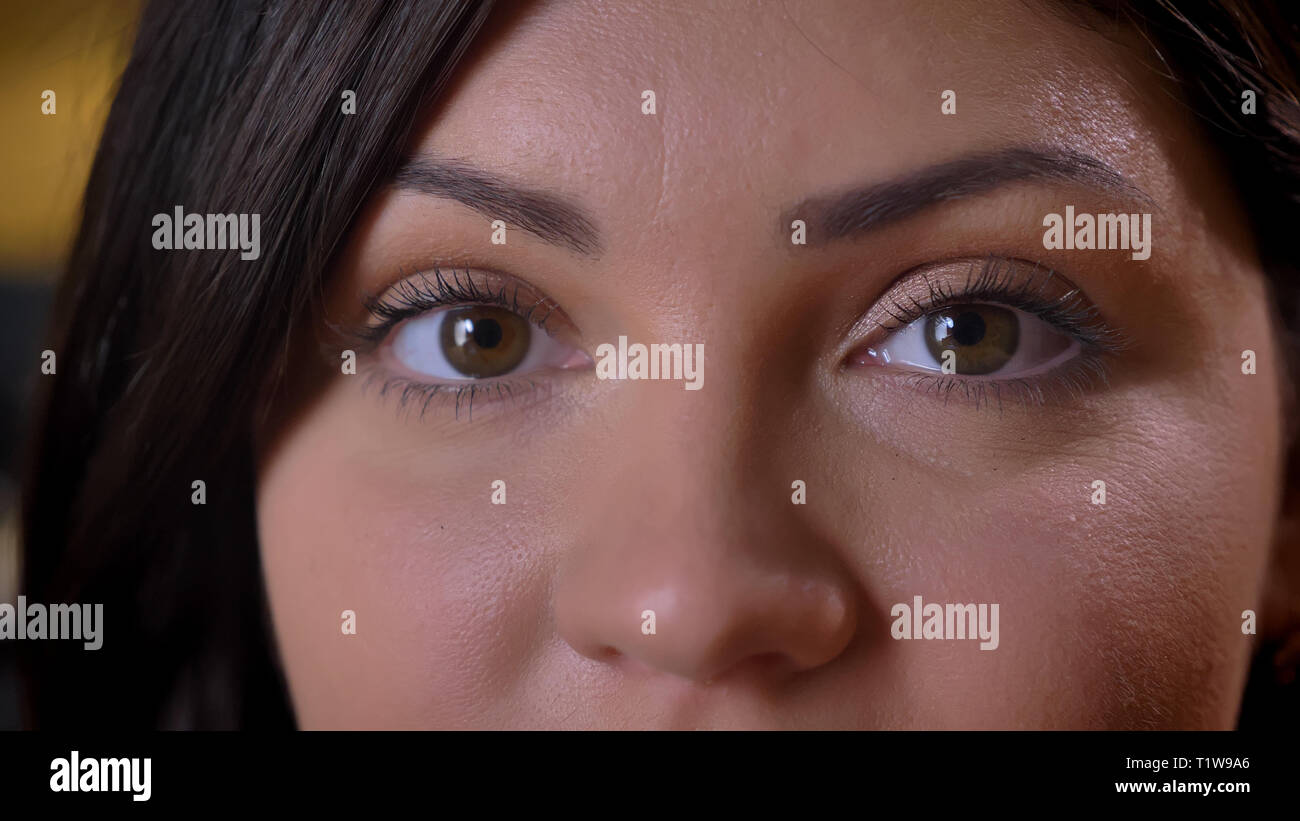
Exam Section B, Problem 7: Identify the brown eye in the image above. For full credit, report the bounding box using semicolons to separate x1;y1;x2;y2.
390;300;586;382
437;305;531;377
857;300;1077;379
924;304;1019;375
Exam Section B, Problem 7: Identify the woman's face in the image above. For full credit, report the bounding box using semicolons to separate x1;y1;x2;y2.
256;0;1286;728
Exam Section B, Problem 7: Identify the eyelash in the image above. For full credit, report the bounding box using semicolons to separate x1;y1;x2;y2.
358;266;560;343
349;257;1127;419
868;256;1130;409
351;267;562;421
363;373;545;422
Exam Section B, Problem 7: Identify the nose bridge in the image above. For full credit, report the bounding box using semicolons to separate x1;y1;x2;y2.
554;371;859;683
600;328;748;480
578;376;744;554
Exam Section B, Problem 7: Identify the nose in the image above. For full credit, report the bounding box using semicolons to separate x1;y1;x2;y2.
554;393;859;684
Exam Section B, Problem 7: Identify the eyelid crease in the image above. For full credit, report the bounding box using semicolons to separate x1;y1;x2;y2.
859;255;1130;355
330;265;569;357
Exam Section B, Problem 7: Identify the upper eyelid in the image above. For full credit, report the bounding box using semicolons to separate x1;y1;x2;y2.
365;267;543;322
346;266;569;348
857;256;1129;354
873;257;1068;328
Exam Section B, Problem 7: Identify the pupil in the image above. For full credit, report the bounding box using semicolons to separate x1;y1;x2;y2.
439;306;528;378
951;311;986;346
470;318;503;349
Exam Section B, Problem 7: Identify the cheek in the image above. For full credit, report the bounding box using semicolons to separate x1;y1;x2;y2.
256;383;550;728
921;476;1264;729
818;362;1277;728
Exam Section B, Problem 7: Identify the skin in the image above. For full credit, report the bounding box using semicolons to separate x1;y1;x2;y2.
255;0;1293;728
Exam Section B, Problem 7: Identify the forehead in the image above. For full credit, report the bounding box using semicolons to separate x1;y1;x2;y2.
416;0;1172;219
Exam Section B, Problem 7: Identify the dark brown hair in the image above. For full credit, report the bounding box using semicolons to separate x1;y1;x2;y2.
21;0;495;728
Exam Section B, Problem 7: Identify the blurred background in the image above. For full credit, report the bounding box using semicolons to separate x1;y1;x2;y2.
0;0;140;729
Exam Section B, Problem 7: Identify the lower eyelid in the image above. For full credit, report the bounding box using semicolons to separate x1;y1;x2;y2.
860;347;1115;409
356;363;553;422
352;346;597;422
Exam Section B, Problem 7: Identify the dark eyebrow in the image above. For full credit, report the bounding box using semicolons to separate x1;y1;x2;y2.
393;157;601;255
783;147;1156;246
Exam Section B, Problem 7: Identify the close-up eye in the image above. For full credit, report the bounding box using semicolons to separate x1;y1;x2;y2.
845;257;1126;394
860;302;1078;377
390;303;585;381
358;269;591;388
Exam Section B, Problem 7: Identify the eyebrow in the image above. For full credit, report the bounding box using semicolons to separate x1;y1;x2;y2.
393;157;601;255
783;147;1156;246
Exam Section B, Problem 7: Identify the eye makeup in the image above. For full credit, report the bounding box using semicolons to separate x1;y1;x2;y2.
845;256;1131;409
337;266;588;421
340;255;1132;421
356;266;567;345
